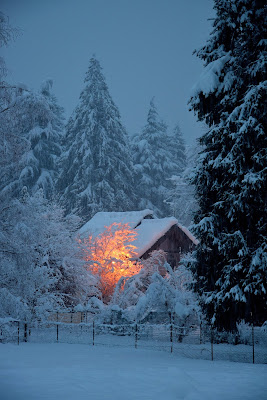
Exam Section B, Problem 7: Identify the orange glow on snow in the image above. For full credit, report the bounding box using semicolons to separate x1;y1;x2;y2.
81;223;141;301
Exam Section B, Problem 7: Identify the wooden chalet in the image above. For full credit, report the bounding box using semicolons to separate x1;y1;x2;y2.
79;210;198;268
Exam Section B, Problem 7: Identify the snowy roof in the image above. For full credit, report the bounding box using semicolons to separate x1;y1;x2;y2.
133;217;178;258
177;223;199;246
79;210;199;257
79;209;153;238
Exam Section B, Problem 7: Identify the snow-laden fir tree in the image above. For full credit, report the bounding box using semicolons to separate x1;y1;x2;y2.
188;0;266;330
0;12;18;81
166;142;200;226
132;98;178;216
0;13;27;199
0;80;64;199
168;123;187;175
57;57;135;220
164;124;195;224
0;83;27;198
19;80;64;198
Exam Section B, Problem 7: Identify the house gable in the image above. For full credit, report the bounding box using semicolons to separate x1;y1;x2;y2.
139;224;197;267
134;217;178;258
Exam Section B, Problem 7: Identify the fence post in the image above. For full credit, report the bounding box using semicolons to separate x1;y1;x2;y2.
17;321;20;346
211;325;214;361
24;323;27;343
135;324;138;349
252;323;255;364
170;323;173;353
80;312;83;334
169;312;173;353
56;312;59;343
93;321;95;346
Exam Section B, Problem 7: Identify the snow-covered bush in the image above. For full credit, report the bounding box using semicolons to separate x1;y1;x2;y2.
236;320;253;345
0;189;95;322
112;250;199;326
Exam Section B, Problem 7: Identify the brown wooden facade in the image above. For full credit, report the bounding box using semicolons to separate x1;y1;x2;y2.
139;224;196;268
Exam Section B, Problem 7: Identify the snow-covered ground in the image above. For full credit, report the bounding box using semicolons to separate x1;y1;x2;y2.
1;343;266;400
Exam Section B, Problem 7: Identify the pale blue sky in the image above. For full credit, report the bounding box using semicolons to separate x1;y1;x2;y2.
1;0;214;143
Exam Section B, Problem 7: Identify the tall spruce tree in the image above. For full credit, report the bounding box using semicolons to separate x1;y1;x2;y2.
0;13;25;198
57;57;135;220
189;0;266;330
132;98;178;216
0;11;63;200
169;123;187;175
0;80;64;199
166;141;199;226
26;79;64;198
164;124;191;222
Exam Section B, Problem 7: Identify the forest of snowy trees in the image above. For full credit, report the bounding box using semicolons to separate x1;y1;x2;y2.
0;0;266;333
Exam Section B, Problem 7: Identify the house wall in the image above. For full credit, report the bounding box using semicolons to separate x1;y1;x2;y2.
140;225;195;268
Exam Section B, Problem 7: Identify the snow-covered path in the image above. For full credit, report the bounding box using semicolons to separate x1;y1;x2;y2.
0;343;266;400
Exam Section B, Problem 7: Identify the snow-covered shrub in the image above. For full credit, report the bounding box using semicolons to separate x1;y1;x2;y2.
0;318;19;344
236;320;253;345
112;250;168;309
0;189;95;322
112;250;200;327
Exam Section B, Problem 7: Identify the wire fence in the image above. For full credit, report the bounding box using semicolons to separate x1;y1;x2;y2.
1;317;266;364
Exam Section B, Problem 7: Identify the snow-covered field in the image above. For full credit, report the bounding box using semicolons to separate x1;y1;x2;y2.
0;343;266;400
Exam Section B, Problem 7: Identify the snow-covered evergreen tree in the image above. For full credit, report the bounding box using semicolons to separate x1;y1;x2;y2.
132;98;178;216
57;57;135;220
0;85;28;199
0;13;27;199
166;142;199;226
188;0;266;330
18;80;64;199
168;123;187;175
0;80;64;199
0;12;18;81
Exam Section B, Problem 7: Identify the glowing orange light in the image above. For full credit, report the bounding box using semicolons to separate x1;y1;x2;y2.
81;223;141;302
